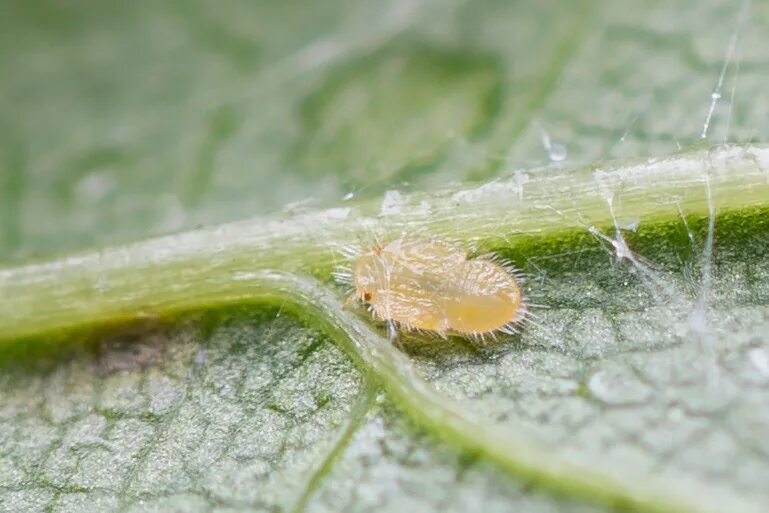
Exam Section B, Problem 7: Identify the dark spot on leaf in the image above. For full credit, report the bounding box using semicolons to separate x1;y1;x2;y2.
97;326;167;374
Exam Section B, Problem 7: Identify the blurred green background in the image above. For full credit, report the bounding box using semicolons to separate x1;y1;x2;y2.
2;0;766;261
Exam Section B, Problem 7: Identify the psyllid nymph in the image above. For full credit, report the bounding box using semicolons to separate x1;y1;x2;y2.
349;239;527;339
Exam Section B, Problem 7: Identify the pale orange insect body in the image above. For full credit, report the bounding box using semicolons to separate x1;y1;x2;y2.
348;239;526;340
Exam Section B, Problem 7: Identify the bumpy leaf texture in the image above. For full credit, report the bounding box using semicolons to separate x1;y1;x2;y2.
1;1;769;512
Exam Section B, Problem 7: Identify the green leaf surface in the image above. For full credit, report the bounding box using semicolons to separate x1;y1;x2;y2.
2;1;769;513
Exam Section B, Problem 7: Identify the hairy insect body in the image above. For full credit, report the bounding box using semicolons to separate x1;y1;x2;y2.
353;240;524;337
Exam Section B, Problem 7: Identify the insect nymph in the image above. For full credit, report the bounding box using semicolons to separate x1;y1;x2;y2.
349;239;526;340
